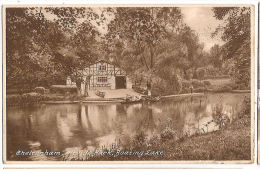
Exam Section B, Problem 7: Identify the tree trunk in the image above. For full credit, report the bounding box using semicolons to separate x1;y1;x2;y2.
147;73;152;96
183;69;188;80
84;82;89;97
75;79;82;96
193;67;198;79
147;45;154;97
77;88;81;96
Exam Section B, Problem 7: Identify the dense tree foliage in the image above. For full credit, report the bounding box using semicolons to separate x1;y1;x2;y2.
212;7;251;89
105;7;184;95
209;44;223;70
6;7;101;93
105;7;210;95
6;8;54;90
6;7;251;95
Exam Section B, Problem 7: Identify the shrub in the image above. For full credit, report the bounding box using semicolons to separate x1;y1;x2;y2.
50;85;77;94
182;80;191;88
160;127;176;141
215;85;232;93
152;75;182;96
212;103;230;129
45;89;50;94
34;87;46;95
181;80;208;94
236;83;250;90
203;80;211;86
152;79;168;96
239;96;250;118
191;79;204;88
205;65;222;77
181;80;192;94
6;88;31;95
196;68;206;80
132;131;147;147
186;69;193;80
225;83;238;90
170;74;182;94
6;92;47;106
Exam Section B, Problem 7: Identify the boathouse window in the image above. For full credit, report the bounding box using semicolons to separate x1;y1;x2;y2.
97;77;107;83
99;65;106;71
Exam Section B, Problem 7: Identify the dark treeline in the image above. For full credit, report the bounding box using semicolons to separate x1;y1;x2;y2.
6;7;251;95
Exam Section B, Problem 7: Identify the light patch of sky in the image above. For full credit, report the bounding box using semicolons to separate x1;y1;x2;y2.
181;7;225;51
88;8;114;35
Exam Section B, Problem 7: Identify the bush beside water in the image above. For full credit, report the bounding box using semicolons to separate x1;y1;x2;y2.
50;85;77;94
151;75;182;96
6;91;83;106
34;87;46;95
213;85;233;93
6;92;48;106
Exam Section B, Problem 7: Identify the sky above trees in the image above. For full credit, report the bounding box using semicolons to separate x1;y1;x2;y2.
181;7;224;51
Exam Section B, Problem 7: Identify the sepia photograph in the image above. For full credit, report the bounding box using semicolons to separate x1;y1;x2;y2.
3;5;254;163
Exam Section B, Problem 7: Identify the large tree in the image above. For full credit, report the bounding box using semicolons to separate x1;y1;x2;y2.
6;7;103;95
212;7;251;89
105;7;183;96
52;21;100;95
6;8;52;89
6;7;75;90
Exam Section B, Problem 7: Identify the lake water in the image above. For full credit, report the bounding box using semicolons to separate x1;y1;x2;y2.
6;93;249;161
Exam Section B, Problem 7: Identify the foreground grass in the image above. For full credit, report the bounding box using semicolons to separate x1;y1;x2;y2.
162;115;251;161
85;115;251;161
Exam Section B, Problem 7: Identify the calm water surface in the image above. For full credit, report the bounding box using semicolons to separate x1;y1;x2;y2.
7;93;248;161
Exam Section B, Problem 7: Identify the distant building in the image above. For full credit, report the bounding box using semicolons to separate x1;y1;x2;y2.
66;60;132;93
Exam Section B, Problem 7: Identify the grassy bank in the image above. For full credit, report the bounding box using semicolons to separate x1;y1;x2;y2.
80;115;250;161
158;114;251;160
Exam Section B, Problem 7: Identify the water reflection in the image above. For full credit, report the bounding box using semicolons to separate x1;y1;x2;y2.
7;93;248;161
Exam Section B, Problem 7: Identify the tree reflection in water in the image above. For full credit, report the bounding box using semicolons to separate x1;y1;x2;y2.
7;93;247;160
